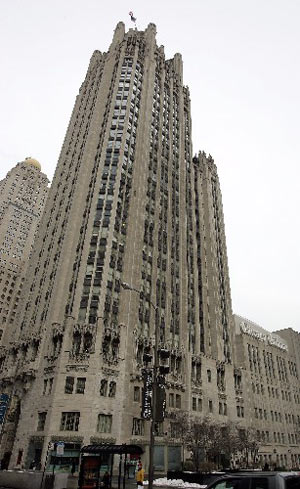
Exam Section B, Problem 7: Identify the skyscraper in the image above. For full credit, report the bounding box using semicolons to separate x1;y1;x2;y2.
0;158;48;343
0;23;235;471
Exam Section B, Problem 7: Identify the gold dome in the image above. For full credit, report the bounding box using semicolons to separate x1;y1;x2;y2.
23;157;41;170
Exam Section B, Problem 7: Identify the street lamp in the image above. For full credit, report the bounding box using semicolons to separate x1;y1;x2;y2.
121;282;165;489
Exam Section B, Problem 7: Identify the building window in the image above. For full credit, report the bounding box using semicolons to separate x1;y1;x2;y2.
49;378;54;394
192;397;197;411
207;369;211;382
76;377;86;394
208;400;213;413
170;422;181;438
169;393;174;408
37;412;47;431
97;414;112;433
65;376;74;394
132;418;144;436
60;412;80;431
134;386;141;402
108;381;116;397
17;450;23;466
154;421;164;437
176;394;181;409
100;379;108;396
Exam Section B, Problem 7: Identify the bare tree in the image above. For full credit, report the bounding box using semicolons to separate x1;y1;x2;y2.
168;412;261;471
186;417;250;470
237;428;260;468
167;410;190;468
185;416;222;470
218;422;241;466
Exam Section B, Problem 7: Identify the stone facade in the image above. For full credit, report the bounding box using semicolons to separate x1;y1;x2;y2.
0;158;48;344
0;23;299;474
0;158;48;467
234;315;300;469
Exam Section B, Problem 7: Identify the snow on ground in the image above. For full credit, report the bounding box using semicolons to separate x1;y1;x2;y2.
143;478;207;488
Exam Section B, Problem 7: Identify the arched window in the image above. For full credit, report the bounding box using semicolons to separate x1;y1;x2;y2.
56;335;63;355
83;332;93;352
111;337;119;359
52;336;58;356
72;332;81;354
108;381;116;397
31;340;39;361
100;379;108;396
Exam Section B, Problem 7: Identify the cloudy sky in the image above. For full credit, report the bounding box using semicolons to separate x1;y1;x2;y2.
1;0;299;332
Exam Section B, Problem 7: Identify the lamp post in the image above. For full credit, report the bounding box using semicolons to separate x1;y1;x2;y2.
121;282;161;489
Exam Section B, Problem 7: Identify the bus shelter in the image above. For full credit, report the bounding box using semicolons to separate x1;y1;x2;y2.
78;444;143;489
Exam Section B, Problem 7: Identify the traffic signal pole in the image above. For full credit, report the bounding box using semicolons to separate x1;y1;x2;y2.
148;306;159;489
121;282;166;489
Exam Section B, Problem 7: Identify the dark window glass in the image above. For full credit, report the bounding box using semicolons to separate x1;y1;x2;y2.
37;412;47;431
251;479;268;489
211;479;247;489
76;377;86;394
60;412;80;431
108;381;116;397
65;376;74;394
100;379;108;396
286;476;300;489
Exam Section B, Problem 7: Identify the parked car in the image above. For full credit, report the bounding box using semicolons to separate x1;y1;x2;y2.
205;471;300;489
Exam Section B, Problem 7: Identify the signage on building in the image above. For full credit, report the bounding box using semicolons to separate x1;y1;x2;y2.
141;368;152;419
56;441;65;456
240;322;288;351
0;394;10;425
155;375;166;423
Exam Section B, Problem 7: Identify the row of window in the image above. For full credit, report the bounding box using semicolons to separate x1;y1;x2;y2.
254;406;298;424
137;76;159;336
251;380;298;405
248;344;294;383
42;376;118;398
37;411;146;436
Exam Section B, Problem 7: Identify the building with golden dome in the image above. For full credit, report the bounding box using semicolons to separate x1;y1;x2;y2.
23;157;42;171
0;158;49;344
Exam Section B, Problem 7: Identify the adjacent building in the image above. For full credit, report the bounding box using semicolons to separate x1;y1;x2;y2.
0;158;48;343
234;315;300;469
0;23;299;473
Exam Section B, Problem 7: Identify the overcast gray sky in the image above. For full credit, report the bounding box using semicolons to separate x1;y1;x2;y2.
1;0;299;332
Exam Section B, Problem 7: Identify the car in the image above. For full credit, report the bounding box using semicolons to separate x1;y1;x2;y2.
205;471;300;489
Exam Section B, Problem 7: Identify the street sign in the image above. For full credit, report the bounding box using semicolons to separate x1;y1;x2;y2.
56;441;65;456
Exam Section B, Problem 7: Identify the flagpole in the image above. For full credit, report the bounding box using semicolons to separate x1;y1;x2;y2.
128;11;137;28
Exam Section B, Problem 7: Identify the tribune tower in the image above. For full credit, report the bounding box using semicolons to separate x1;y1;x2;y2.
0;23;234;470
